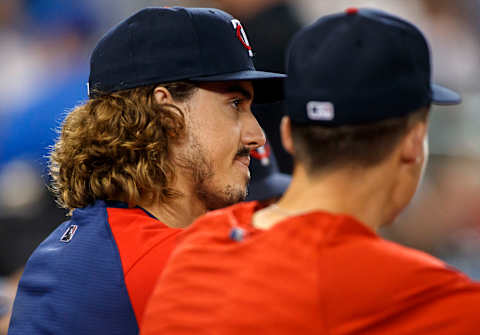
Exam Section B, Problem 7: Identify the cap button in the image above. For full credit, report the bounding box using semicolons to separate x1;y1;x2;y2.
345;7;359;15
229;227;246;242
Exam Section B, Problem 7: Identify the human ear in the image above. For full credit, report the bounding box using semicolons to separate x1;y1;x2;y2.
400;121;428;165
153;86;174;105
280;116;295;155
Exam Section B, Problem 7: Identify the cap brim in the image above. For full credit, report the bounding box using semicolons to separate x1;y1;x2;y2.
189;70;286;104
432;84;461;105
246;173;291;202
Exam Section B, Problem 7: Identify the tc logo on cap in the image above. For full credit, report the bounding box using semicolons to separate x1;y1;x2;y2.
306;101;335;121
231;19;253;57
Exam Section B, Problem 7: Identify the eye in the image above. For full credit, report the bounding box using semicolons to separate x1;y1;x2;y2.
230;98;243;110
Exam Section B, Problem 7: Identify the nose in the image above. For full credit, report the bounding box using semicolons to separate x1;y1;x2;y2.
241;110;266;150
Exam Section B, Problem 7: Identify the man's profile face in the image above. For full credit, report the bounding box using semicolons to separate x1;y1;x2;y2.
174;80;265;210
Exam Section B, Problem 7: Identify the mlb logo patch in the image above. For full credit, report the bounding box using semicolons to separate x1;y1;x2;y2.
60;225;78;243
306;101;335;121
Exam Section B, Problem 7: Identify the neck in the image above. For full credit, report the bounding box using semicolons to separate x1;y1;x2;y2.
139;197;206;229
138;174;207;229
271;162;400;231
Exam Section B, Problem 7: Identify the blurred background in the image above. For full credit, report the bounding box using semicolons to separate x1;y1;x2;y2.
0;0;479;332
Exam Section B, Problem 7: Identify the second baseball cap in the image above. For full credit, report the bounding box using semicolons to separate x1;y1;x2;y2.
285;8;461;125
88;7;286;103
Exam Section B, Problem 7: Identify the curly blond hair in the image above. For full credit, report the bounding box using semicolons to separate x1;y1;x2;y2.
49;82;196;212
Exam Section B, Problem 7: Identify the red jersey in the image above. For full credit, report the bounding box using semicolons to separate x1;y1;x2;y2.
141;201;480;335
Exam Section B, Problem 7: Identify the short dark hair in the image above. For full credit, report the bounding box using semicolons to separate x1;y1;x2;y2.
290;108;429;174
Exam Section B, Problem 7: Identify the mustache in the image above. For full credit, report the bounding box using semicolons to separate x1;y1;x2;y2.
235;147;250;158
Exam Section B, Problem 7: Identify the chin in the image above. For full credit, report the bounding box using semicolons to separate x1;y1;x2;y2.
197;182;247;211
225;172;250;196
224;183;248;203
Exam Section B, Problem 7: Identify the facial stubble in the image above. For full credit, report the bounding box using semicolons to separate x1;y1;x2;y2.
178;136;250;211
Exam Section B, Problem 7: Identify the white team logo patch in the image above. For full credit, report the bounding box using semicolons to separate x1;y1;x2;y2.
60;225;78;243
231;19;253;57
306;101;335;121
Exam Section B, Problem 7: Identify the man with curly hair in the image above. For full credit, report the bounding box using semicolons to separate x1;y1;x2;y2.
8;7;284;335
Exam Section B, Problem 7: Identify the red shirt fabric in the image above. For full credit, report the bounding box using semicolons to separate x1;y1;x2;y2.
107;207;182;324
141;201;480;335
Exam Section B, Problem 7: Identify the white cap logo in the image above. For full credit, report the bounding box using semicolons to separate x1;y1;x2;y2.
306;101;335;121
231;19;253;57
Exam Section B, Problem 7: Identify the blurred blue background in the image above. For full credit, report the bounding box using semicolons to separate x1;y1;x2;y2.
1;0;479;332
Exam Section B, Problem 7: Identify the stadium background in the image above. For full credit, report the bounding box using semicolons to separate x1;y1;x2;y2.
1;0;479;333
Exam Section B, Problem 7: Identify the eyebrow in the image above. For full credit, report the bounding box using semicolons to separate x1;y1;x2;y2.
224;85;253;101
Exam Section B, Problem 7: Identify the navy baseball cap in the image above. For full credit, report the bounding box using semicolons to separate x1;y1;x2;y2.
88;7;286;103
246;140;291;202
285;8;461;125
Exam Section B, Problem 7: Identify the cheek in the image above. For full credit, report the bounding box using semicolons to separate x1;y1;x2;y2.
198;121;241;154
187;105;242;166
211;138;237;166
192;132;237;170
193;108;239;138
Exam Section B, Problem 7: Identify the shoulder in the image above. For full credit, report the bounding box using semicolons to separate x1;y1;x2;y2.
190;201;259;232
164;202;260;264
318;225;480;332
317;214;448;273
197;201;258;222
325;229;465;283
323;232;480;309
106;206;183;276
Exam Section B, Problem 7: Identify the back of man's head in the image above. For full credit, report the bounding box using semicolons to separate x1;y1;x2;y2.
284;8;460;175
290;108;429;174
